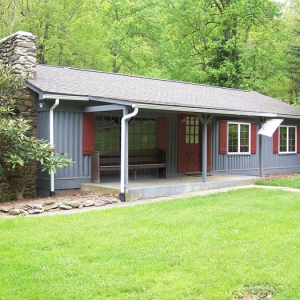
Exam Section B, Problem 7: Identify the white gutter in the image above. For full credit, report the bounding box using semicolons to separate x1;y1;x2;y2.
120;107;139;202
132;103;278;118
42;94;89;101
49;99;60;196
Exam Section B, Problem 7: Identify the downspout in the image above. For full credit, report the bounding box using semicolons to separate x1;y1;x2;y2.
120;107;139;202
49;99;60;196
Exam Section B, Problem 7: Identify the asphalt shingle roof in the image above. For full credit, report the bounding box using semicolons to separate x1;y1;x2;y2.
27;64;300;119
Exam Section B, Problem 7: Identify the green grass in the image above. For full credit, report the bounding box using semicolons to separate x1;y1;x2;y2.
256;175;300;189
1;188;300;299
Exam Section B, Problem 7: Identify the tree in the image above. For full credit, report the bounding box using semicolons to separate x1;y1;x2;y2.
158;0;282;88
0;64;73;200
285;0;300;104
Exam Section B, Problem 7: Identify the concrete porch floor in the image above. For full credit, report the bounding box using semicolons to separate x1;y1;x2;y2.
81;174;264;201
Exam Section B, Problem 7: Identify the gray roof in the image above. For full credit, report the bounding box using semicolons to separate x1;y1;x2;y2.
27;64;300;119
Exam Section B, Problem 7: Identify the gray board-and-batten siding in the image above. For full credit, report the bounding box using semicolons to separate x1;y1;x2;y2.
36;104;91;195
35;102;300;195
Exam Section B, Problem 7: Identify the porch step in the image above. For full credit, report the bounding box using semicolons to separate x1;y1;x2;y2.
81;175;263;201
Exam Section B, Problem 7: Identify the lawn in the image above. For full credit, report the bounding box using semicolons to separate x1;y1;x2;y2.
1;188;300;299
256;175;300;189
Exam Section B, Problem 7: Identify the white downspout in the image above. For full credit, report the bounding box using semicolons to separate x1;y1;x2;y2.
49;99;60;196
120;107;139;201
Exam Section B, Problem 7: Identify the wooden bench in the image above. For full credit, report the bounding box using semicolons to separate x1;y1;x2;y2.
91;149;167;183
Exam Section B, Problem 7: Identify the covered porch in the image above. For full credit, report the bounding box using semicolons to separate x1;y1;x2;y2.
81;174;263;201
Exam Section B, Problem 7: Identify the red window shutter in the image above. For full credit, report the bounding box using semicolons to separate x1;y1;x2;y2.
297;127;300;153
82;113;95;155
273;128;279;154
158;117;167;150
251;123;257;154
219;121;227;154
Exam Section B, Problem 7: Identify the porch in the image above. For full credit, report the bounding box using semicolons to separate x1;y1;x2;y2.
81;174;264;201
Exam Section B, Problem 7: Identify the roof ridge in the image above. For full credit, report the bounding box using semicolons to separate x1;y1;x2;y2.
36;64;251;93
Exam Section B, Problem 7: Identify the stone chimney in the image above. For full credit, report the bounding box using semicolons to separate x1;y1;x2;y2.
0;31;36;77
0;31;37;201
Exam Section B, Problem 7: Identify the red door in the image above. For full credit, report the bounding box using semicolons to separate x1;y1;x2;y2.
178;114;212;173
178;114;201;173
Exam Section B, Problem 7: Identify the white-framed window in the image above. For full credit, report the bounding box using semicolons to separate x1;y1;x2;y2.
279;125;296;153
228;122;250;154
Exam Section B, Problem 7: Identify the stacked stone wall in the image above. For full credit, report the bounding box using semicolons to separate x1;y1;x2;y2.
0;32;37;201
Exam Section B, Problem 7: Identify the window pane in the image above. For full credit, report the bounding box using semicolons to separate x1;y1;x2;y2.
186;125;190;134
289;127;296;152
280;127;287;152
149;120;156;133
228;124;238;152
186;135;190;143
240;124;249;152
190;126;194;134
190;135;195;144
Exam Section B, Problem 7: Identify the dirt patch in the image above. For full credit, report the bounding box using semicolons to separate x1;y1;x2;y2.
264;173;300;179
234;284;276;300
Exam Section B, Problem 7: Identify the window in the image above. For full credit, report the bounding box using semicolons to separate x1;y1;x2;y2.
129;118;156;150
95;116;120;151
228;122;250;154
94;115;156;151
185;116;199;144
279;126;296;153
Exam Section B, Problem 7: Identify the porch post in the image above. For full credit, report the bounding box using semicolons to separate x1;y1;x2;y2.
198;114;212;183
259;129;264;177
202;122;207;182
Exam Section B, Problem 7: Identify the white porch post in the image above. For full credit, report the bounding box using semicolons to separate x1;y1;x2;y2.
202;122;207;182
259;120;264;177
198;114;212;183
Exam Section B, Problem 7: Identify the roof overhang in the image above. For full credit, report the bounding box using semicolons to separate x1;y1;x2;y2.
41;94;90;101
132;103;279;118
26;81;300;119
26;82;90;101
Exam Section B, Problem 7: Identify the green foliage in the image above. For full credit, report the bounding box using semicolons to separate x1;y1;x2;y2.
0;64;25;105
0;0;298;99
0;64;73;200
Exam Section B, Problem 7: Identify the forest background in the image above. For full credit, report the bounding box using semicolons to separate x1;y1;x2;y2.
0;0;299;104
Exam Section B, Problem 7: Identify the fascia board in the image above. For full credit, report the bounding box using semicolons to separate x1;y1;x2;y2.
132;104;278;118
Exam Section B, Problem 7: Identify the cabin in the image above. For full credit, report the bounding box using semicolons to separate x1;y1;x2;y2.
2;32;300;201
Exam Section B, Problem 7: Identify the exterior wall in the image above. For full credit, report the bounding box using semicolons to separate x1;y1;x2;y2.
212;120;300;175
36;109;180;194
0;32;36;201
36;105;91;196
35;105;300;196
